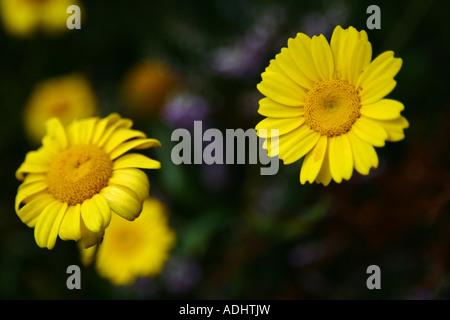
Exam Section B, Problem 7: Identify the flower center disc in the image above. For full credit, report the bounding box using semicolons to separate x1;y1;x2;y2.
304;79;361;137
47;145;113;205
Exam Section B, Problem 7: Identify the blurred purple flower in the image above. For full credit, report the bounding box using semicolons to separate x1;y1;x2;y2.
299;1;349;37
209;5;285;79
300;12;331;37
161;257;202;296
162;91;210;130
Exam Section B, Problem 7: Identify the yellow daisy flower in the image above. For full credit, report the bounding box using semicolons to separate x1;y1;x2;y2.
24;74;98;144
15;114;161;250
81;197;176;286
0;0;81;37
256;25;408;185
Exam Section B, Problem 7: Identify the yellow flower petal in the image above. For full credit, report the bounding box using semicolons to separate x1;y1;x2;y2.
15;150;52;180
352;116;388;147
80;217;104;249
257;97;304;118
19;173;46;187
79;243;97;266
374;116;409;142
359;78;397;105
15;149;54;180
34;201;67;250
360;99;404;120
100;185;142;221
347;131;378;175
103;128;147;154
311;34;334;80
328;134;353;183
256;117;305;138
15;180;48;212
330;25;346;74
108;168;150;202
287;33;321;83
27;149;54;166
278;125;320;164
314;144;332;186
96;117;134;148
91;113;122;145
109;138;161;160
348;39;372;85
42;117;68;151
257;71;305;107
81;194;111;233
275;47;313;90
59;204;82;241
264;58;283;74
66;119;83;146
357;51;402;89
331;26;372;84
113;153;161;170
17;192;54;228
78;117;99;145
300;135;328;184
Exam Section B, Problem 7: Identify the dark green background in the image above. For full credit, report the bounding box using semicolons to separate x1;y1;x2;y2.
0;0;448;299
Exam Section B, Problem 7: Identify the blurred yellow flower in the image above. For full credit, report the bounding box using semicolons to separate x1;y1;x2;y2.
15;114;161;249
0;0;81;37
256;25;408;186
24;74;97;144
121;60;179;116
81;197;176;286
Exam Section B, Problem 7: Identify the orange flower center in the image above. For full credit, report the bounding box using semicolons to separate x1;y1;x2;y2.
304;79;361;137
46;145;113;205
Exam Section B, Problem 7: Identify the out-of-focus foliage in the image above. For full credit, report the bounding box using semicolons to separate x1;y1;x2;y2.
0;0;449;299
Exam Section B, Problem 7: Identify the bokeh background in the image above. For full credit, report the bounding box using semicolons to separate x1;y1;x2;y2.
0;0;449;299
